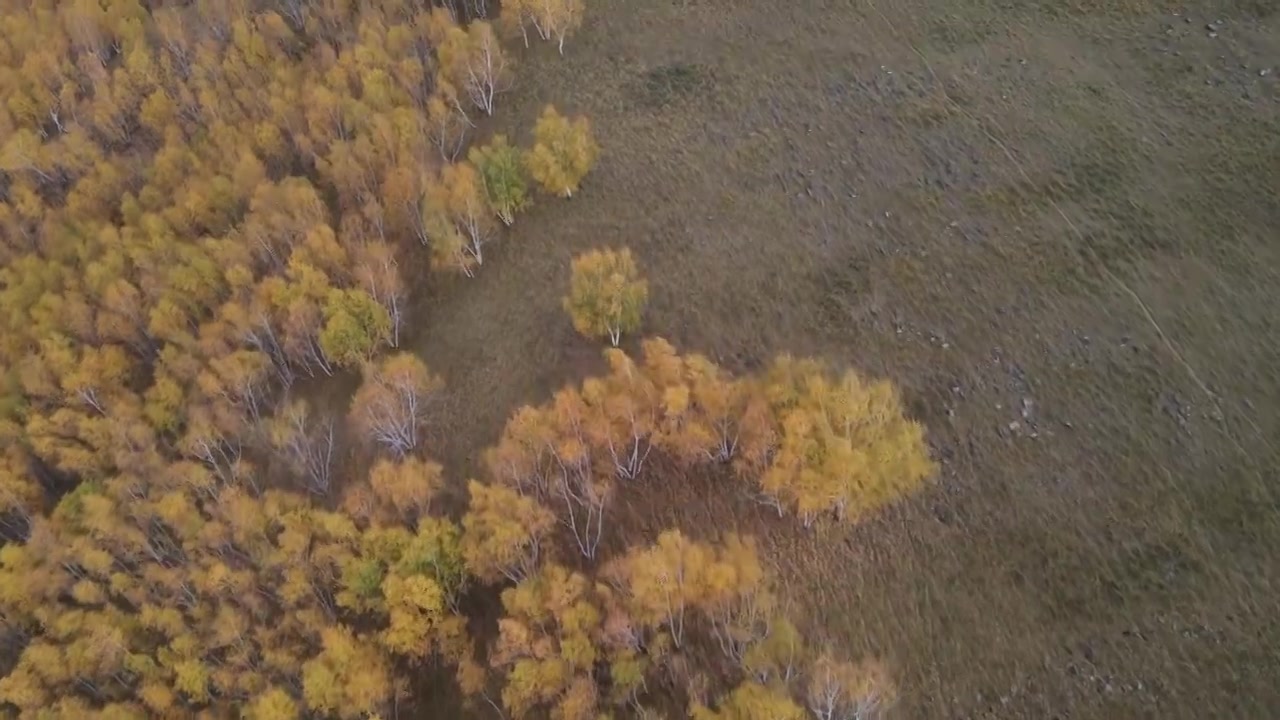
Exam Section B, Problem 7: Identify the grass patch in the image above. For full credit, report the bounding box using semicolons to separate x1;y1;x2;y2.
636;62;714;108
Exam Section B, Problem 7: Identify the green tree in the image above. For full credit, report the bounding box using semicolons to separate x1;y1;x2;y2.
319;289;392;368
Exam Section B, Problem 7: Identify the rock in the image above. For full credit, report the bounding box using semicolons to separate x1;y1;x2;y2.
1008;420;1021;432
1262;69;1272;76
1021;398;1034;419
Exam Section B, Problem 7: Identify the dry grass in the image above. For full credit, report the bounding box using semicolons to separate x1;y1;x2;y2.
403;0;1280;716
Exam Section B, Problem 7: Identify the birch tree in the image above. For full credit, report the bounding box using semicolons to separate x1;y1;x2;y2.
348;353;443;458
806;655;896;720
440;21;511;115
756;357;935;525
486;391;612;559
352;241;406;348
461;480;556;583
564;248;648;347
424;162;496;276
502;0;585;53
525;105;599;198
267;398;337;496
469;135;529;225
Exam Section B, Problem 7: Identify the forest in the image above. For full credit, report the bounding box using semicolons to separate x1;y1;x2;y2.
0;0;937;718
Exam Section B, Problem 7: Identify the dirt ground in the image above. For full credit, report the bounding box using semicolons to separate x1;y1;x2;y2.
406;0;1280;717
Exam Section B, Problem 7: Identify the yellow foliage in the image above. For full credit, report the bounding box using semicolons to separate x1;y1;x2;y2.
461;480;556;583
525;105;599;198
691;681;806;720
758;357;936;524
563;248;648;347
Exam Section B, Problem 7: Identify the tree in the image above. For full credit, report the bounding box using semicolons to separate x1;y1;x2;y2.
348;353;443;457
639;340;774;467
691;682;807;720
461;480;555;583
485;392;613;559
525;105;598;198
806;655;896;720
246;687;300;720
267;399;337;495
439;21;511;115
491;564;607;719
319;289;392;368
424;81;471;161
301;626;394;719
0;449;43;536
469;135;529;225
423;202;477;277
508;0;585;53
564;248;648;346
742;616;804;684
352;241;406;348
367;457;444;523
755;358;935;525
426;161;497;271
604;530;768;652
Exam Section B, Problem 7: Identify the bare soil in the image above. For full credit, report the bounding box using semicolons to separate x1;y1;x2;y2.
406;0;1280;716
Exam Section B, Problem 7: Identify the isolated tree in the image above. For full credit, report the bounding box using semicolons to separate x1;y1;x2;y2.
461;480;556;583
348;353;443;457
525;105;599;198
756;358;935;525
806;655;896;720
469;135;529;225
564;248;648;346
319;289;392;368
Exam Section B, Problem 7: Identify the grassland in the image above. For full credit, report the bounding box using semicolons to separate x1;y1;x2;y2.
404;0;1279;716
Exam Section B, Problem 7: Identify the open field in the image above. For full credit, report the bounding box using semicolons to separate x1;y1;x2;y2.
410;0;1280;717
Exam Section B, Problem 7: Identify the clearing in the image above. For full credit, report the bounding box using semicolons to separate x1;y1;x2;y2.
411;0;1280;717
